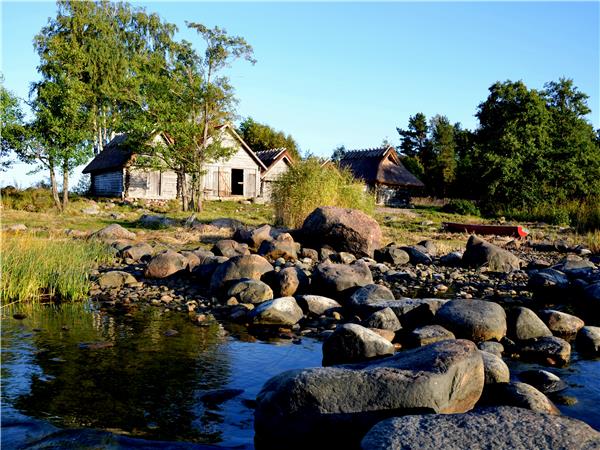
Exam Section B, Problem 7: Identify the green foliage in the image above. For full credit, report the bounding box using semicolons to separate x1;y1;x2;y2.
397;112;429;158
238;117;300;160
1;233;114;302
401;156;424;180
272;158;374;228
0;79;25;171
428;115;457;196
0;186;58;212
330;145;347;162
442;199;481;216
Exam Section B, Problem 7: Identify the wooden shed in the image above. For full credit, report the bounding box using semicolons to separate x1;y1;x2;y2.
82;124;265;201
338;146;425;206
255;148;294;200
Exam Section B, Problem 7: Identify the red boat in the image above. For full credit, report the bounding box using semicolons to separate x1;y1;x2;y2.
443;222;529;238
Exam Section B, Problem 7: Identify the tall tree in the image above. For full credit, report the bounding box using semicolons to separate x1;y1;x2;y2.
397;112;429;158
429;115;457;197
330;144;346;162
474;80;552;210
238;117;300;159
0;81;25;172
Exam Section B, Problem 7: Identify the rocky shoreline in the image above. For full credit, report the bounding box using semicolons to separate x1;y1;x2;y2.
85;206;600;449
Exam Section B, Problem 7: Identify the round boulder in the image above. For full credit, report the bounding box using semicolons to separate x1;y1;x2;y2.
227;279;273;304
249;297;304;326
436;299;507;342
312;261;373;297
538;309;585;338
144;250;188;279
506;307;552;341
97;271;137;289
209;255;273;292
480;350;510;384
322;323;396;366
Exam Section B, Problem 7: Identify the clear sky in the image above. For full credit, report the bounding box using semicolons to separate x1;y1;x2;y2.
1;1;599;187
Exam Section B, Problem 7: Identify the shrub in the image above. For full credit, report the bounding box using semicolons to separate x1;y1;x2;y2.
1;233;114;303
442;199;481;217
272;158;375;228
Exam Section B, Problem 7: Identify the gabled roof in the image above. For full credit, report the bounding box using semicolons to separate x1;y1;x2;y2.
82;124;267;174
82;134;133;173
255;148;294;176
338;146;424;188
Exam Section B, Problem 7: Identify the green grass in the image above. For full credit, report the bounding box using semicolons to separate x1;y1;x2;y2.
1;233;114;303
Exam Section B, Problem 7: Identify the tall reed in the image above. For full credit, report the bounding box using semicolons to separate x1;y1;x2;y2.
1;233;114;303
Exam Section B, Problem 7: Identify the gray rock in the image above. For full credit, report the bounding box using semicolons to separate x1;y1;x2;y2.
312;260;373;297
436;299;507;342
400;246;432;265
480;350;510;384
296;295;342;316
577;326;600;355
539;309;585;338
478;341;504;357
235;224;275;250
121;243;153;262
209;254;273;292
517;336;571;366
211;239;250;258
97;271;137;289
322;323;395;365
144;250;188;279
356;298;448;328
93;223;135;241
480;382;559;414
138;214;174;228
255;340;484;449
439;251;463;266
300;206;382;258
462;235;521;272
507;307;553;341
363;307;402;332
417;240;438;256
374;245;410;265
528;268;570;292
249;297;304;326
348;284;395;312
518;369;567;394
407;325;455;347
227;279;273;304
361;406;600;450
330;251;357;264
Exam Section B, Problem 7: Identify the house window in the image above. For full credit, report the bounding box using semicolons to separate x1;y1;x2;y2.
231;169;244;195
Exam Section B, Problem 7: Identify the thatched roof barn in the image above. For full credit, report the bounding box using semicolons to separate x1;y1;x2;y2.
338;146;424;206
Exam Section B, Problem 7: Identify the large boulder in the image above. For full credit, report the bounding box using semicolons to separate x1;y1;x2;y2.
121;243;153;262
322;323;395;366
462;235;521;272
255;339;484;449
360;406;600;450
211;239;250;258
209;255;273;292
517;336;571;366
348;284;395;312
144;250;188;279
295;295;342;317
480;351;510;384
400;246;433;265
227;279;273;304
312;261;373;297
300;206;382;258
235;224;276;250
363;307;402;332
249;297;304;326
436;299;507;342
93;223;135;241
97;271;137;289
506;307;553;341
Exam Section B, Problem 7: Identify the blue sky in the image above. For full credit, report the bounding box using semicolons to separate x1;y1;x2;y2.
1;1;599;187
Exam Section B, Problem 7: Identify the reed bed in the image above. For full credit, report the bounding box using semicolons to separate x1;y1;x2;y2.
1;233;114;303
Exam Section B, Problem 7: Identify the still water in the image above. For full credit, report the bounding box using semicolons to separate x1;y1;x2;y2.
1;302;599;449
1;302;322;448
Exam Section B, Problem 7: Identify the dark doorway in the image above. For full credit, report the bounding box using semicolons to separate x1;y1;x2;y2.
231;169;244;195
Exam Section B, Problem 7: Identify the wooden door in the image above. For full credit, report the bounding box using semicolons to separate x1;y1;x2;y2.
247;171;256;198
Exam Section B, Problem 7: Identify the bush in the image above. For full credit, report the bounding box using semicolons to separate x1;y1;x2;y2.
0;186;57;212
272;158;375;228
442;199;481;216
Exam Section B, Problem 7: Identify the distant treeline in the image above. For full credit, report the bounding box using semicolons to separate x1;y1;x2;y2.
394;79;600;225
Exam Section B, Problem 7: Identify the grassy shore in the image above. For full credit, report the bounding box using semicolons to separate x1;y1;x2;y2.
1;233;114;303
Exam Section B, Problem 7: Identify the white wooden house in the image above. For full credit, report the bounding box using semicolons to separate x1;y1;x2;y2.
82;124;269;201
255;148;294;200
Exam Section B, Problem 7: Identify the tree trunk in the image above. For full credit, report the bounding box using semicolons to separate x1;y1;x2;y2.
49;163;62;211
179;171;189;212
62;163;69;210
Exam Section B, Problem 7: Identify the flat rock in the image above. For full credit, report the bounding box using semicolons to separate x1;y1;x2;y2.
322;323;395;365
360;406;600;450
255;339;484;449
249;297;303;326
406;325;455;347
436;299;507;342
